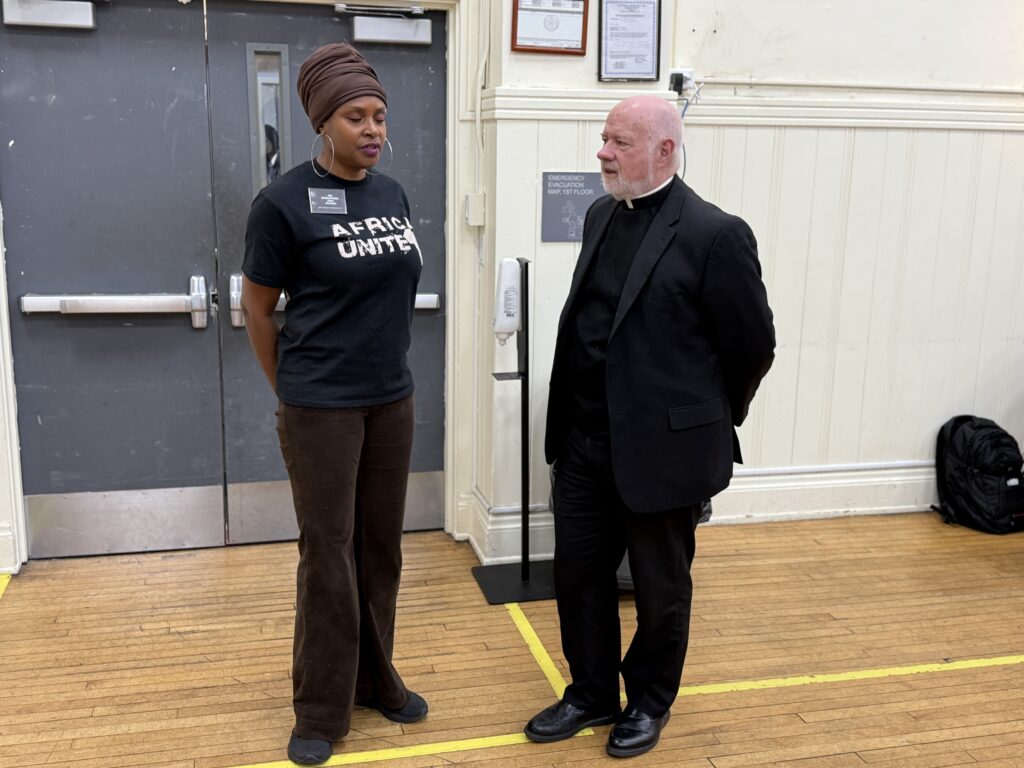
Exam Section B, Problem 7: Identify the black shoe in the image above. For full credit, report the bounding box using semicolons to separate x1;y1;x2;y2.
524;699;621;743
287;732;332;765
358;690;429;724
606;705;670;758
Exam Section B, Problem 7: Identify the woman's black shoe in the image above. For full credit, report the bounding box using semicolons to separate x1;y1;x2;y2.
606;705;670;758
287;732;332;765
359;690;429;724
524;699;621;743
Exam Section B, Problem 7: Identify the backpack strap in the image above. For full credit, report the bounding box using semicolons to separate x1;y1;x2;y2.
935;415;974;509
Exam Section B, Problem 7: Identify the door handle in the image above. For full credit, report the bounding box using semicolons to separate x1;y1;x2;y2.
20;276;210;329
229;273;245;329
228;273;441;328
228;274;277;328
414;293;441;310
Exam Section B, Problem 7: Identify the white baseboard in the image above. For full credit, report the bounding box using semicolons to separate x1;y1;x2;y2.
711;464;936;524
456;489;555;566
0;528;17;574
454;492;488;563
456;464;937;564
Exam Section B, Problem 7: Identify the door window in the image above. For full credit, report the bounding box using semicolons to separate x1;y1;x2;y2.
247;44;292;193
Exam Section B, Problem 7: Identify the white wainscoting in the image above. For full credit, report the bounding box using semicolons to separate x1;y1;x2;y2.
465;83;1024;562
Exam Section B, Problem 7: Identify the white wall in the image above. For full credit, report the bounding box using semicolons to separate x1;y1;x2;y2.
455;0;1024;561
676;0;1024;90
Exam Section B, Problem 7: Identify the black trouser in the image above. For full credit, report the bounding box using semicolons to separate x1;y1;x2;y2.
276;395;414;742
552;423;701;718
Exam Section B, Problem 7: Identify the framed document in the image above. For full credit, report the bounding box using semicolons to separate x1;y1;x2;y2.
512;0;588;56
599;0;661;81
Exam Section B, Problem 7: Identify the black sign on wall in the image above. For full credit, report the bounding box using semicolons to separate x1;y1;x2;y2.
541;172;605;242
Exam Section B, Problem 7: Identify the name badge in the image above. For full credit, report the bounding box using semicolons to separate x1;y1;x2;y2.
308;188;347;215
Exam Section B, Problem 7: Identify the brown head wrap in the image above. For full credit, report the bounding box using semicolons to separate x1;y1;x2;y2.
297;42;387;132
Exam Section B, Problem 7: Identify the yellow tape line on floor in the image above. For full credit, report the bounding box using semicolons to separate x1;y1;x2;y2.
506;602;569;699
234;603;588;768
673;653;1024;697
237;733;531;768
0;574;9;603
508;604;1023;703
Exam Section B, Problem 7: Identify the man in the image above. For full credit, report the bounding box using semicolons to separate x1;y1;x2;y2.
525;95;775;758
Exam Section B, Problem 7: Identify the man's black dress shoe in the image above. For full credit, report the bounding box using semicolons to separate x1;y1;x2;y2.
606;705;670;758
287;732;332;765
524;699;620;743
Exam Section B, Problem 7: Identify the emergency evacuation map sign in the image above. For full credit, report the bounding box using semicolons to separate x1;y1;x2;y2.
541;172;604;242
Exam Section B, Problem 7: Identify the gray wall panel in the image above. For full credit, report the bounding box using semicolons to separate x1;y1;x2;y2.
0;1;447;552
0;1;225;497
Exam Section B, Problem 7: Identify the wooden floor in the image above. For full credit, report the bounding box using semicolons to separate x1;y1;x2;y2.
3;512;1024;768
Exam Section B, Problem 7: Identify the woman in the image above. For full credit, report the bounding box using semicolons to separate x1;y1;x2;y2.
241;42;426;766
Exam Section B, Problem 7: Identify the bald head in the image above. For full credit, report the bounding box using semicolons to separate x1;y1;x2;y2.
613;96;683;156
598;96;682;200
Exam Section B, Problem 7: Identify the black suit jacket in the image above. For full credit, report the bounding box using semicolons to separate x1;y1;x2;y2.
545;178;776;513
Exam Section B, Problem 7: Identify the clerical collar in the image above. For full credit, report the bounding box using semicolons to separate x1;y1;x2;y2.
622;175;675;210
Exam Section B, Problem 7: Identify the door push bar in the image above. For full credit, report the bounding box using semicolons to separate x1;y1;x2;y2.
227;273;441;328
20;276;210;330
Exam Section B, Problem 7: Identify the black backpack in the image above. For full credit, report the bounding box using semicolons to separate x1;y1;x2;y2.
933;415;1024;534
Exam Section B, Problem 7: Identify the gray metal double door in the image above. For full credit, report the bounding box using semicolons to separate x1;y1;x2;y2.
0;1;447;557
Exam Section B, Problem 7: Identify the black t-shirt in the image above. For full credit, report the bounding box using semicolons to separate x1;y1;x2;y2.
565;178;675;433
243;161;423;408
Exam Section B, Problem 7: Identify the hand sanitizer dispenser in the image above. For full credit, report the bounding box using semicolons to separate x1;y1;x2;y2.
493;258;521;345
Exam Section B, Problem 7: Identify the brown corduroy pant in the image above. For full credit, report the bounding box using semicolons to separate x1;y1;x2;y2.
276;394;414;742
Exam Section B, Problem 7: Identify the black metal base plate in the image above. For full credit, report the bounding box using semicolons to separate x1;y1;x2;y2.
471;560;556;605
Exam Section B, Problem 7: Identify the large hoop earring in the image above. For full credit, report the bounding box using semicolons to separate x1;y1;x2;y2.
369;138;394;174
311;132;335;178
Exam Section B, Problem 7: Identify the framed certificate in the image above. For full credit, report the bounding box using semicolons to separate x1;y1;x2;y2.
512;0;588;56
599;0;661;81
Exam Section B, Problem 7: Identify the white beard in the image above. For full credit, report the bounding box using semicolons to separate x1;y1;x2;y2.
601;149;657;201
601;170;657;201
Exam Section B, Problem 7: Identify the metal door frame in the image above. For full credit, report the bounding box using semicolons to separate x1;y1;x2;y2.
0;202;29;572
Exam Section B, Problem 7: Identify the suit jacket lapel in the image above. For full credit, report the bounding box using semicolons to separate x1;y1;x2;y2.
609;178;687;339
556;198;616;337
